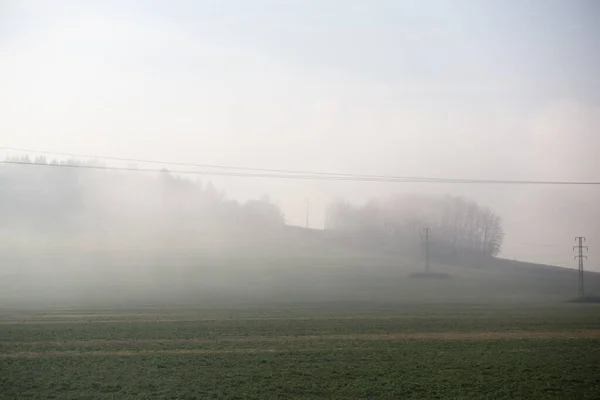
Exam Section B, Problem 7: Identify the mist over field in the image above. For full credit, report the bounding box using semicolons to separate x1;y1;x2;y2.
1;0;599;307
1;158;599;308
3;3;600;400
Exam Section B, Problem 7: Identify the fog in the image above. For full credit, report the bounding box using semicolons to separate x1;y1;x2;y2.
1;1;599;306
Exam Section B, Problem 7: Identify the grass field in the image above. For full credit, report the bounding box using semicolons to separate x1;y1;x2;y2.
2;236;600;398
2;303;600;399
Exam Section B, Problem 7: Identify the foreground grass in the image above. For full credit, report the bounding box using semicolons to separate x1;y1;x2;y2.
1;304;600;399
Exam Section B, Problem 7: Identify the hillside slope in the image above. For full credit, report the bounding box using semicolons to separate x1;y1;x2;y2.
1;226;598;307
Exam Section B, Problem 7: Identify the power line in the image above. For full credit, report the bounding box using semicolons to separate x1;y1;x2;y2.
3;160;600;186
2;146;600;185
0;146;450;180
0;160;485;183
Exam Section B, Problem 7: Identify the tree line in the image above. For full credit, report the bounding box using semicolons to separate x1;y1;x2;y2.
325;194;504;257
1;156;504;258
0;156;285;234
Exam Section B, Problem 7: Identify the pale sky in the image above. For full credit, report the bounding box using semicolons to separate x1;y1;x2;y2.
1;0;599;268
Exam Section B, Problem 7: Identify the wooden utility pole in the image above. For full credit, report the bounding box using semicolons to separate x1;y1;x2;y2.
305;199;310;229
423;228;431;271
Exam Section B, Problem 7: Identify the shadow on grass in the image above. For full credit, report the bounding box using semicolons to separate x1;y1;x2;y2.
567;296;600;303
408;271;453;280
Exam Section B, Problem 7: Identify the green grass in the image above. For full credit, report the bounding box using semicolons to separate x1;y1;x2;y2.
3;340;600;400
3;245;600;308
1;304;600;399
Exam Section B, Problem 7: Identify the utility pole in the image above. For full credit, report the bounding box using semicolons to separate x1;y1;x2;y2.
573;237;588;299
305;199;310;229
423;228;431;271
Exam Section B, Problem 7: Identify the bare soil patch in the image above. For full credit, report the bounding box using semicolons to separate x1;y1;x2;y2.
0;348;281;359
2;330;599;350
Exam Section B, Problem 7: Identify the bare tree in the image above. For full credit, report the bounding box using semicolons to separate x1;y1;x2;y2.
326;194;505;257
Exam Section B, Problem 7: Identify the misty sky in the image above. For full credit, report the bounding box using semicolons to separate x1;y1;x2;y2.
1;0;599;269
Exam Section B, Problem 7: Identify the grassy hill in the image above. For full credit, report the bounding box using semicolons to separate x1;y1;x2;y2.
1;226;598;308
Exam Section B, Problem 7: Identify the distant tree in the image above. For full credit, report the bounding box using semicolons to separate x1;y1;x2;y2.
0;156;286;233
325;201;355;231
242;196;285;226
326;194;504;257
